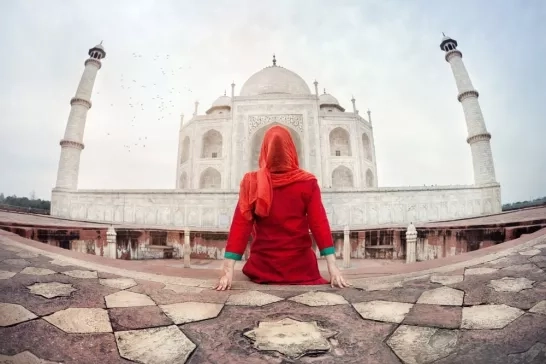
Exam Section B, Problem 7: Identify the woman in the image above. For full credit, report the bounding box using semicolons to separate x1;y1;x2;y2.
215;125;349;290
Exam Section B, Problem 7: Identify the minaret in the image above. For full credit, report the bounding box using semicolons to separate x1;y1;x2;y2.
441;34;497;185
55;42;106;190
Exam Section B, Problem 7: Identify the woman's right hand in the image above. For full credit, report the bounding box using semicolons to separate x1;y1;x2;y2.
215;259;235;291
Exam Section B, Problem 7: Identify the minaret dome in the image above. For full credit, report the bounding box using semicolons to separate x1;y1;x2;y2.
88;41;106;60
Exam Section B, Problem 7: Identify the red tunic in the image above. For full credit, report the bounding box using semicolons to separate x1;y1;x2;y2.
225;179;335;285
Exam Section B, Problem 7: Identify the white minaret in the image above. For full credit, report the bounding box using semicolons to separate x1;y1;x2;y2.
54;42;106;190
441;35;497;185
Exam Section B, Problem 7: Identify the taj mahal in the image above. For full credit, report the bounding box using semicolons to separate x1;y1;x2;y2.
50;35;501;230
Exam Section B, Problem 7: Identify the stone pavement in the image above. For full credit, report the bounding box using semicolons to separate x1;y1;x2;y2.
1;231;546;363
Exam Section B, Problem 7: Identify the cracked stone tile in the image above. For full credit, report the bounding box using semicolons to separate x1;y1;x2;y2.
3;258;30;266
356;281;404;291
27;282;76;298
0;269;17;279
465;267;498;276
16;251;39;258
417;287;464;306
160;302;223;324
48;259;74;266
244;318;336;359
226;290;283;306
403;304;462;329
387;325;458;364
19;267;56;276
501;263;544;274
99;278;137;290
507;342;546;363
519;249;541;256
288;291;349;306
461;304;524;329
488;277;535;292
163;283;203;294
0;351;61;364
0;303;38;326
353;300;413;323
105;290;156;308
62;270;98;279
43;308;112;333
115;325;196;364
430;275;464;285
529;300;546;315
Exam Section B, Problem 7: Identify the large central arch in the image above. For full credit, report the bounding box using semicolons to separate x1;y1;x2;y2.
249;123;303;171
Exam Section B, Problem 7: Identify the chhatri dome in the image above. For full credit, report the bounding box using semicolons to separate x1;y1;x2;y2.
240;55;311;96
319;90;345;112
206;93;231;114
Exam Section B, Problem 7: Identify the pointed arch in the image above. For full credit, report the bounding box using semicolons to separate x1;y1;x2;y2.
365;169;374;188
181;136;190;164
199;167;221;189
332;165;353;188
362;133;372;161
250;123;302;170
329;127;351;156
201;129;223;158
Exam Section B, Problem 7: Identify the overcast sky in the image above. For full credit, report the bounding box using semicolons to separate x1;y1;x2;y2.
0;0;544;204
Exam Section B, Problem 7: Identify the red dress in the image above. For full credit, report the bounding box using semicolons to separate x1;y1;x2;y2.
224;179;335;285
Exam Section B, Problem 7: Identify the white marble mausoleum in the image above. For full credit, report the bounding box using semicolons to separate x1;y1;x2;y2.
51;36;502;230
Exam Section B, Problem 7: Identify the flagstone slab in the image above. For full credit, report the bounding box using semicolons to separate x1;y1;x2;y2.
226;290;283;306
0;269;16;279
534;243;546;249
488;277;535;292
519;249;541;256
160;302;223;324
3;258;30;266
0;303;37;326
403;304;462;329
27;282;76;298
43;308;112;333
417;287;464;306
465;267;498;276
0;351;60;364
62;270;98;279
16;251;39;258
115;325;196;364
353;300;413;323
461;304;524;329
163;283;203;294
430;275;464;285
356;281;403;291
507;342;546;363
501;263;544;274
108;306;173;331
387;325;458;364
99;278;137;290
20;267;56;276
288;291;349;306
48;259;74;267
529;300;546;315
105;290;156;308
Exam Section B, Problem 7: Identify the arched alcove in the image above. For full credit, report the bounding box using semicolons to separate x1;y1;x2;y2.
179;172;188;189
362;133;372;160
181;136;190;163
201;130;223;158
332;165;354;188
366;169;374;188
250;123;303;170
199;167;221;189
329;127;351;156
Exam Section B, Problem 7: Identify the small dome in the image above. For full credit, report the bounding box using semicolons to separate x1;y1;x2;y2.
206;94;231;114
240;66;311;97
94;43;105;51
319;93;340;106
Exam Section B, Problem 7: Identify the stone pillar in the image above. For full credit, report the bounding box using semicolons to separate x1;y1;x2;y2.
55;43;105;190
406;223;417;264
441;35;497;185
183;228;191;268
106;226;117;259
343;225;351;268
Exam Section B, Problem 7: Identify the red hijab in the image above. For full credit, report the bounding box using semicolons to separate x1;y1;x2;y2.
238;125;316;220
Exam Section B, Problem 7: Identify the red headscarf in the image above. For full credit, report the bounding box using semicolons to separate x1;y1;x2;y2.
238;125;316;220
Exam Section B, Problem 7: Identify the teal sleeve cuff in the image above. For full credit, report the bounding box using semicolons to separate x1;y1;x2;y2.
320;247;336;256
224;252;243;261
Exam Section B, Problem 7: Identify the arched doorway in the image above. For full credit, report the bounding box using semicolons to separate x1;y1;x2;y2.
249;123;303;170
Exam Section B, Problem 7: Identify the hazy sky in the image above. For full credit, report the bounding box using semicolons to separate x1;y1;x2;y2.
0;0;544;203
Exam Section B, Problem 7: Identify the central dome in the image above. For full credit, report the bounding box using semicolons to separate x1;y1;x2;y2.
240;65;311;97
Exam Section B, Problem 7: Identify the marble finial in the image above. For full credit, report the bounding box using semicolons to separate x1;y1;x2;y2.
272;54;277;66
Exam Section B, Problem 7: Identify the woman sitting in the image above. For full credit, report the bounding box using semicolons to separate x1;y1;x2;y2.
216;125;349;290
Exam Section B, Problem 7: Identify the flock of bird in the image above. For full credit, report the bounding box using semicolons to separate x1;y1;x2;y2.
96;52;195;154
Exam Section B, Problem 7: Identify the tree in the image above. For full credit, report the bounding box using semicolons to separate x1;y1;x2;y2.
29;190;36;200
0;193;4;202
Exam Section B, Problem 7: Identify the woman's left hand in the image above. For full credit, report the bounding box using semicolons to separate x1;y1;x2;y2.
328;265;351;288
